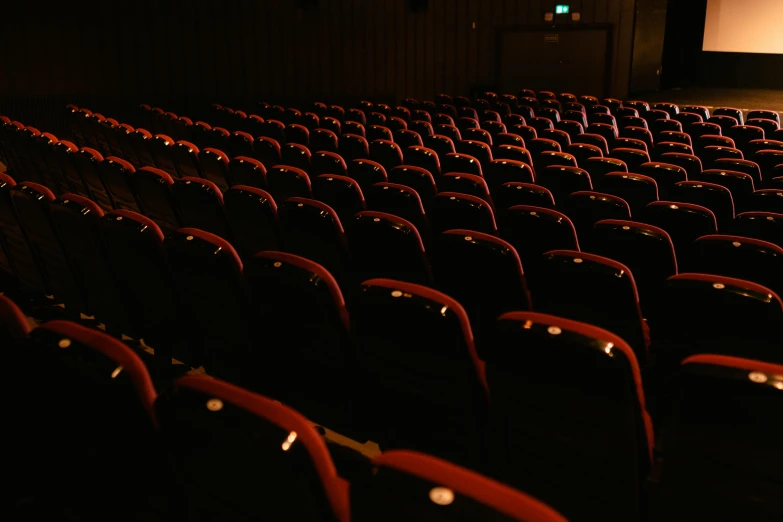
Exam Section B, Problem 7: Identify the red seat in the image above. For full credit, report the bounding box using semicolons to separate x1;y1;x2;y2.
134;166;181;232
658;274;783;364
171;177;232;240
224;186;279;257
430;192;496;235
434;229;531;344
19;320;159;520
500;206;579;277
483;312;652;521
349;211;431;286
157;375;350;522
352;279;488;465
279;198;348;281
659;355;783;520
593;220;678;314
352;450;567;522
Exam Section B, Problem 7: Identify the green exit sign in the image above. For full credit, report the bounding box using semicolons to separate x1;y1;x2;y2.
555;4;570;14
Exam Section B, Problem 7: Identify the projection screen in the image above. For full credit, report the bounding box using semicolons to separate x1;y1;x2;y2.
703;0;783;54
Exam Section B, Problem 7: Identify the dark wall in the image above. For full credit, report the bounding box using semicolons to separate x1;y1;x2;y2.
1;0;637;124
661;0;783;90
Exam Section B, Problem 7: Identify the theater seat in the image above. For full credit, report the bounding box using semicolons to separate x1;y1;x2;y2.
50;194;116;320
163;229;252;378
534;250;649;363
171;177;232;240
312;174;365;223
74;147;113;212
482;312;652;522
659;355;783;521
434;230;531;345
229;156;267;189
657;273;783;365
100;156;140;211
17;320;160;521
223;186;279;259
670;181;735;232
348;211;431;286
0;174;47;295
352;279;488;466
156;375;350;522
691;235;783;296
279;198;348;282
644;201;717;264
98;210;177;359
593;220;678;315
500;205;579;277
11;182;83;313
563;191;631;248
430;192;496;235
134;166;181;232
351;450;567;522
388;165;437;208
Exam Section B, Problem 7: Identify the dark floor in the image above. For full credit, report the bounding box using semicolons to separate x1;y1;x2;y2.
633;87;783;115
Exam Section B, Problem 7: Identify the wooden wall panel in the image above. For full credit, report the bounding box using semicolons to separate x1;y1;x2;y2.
1;0;638;125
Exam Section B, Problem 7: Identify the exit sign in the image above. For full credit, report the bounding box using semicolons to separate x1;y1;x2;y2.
555;4;570;14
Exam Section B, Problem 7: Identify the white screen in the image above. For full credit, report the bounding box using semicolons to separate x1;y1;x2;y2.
703;0;783;54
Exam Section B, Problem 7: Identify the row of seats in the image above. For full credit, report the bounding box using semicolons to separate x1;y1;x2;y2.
2;120;781;359
3;298;571;522
3;112;782;280
1;158;780;370
2;90;782;521
1;155;782;521
134;96;783;187
57;102;783;257
5;290;781;522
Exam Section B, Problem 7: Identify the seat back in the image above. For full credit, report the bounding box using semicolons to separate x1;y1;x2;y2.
200;148;231;192
563;191;631;247
11;182;83;311
19;320;158;519
312;174;365;223
430;192;496;235
644;201;717;263
267;165;312;202
133;166;181;232
74;147;113;211
163;229;251;376
535;251;649;363
692;235;783;297
732;211;783;248
351;450;567;522
434;230;531;344
658;273;783;364
224;186;279;257
156;375;349;522
348;211;431;286
100;156;139;211
352;279;488;465
50;194;115;318
670;181;735;232
98;210;177;351
171;177;232;240
171;141;202;179
149;134;178;177
500;206;579;277
593;220;678;314
0;174;47;294
660;355;783;520
482;311;652;522
279;198;348;280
